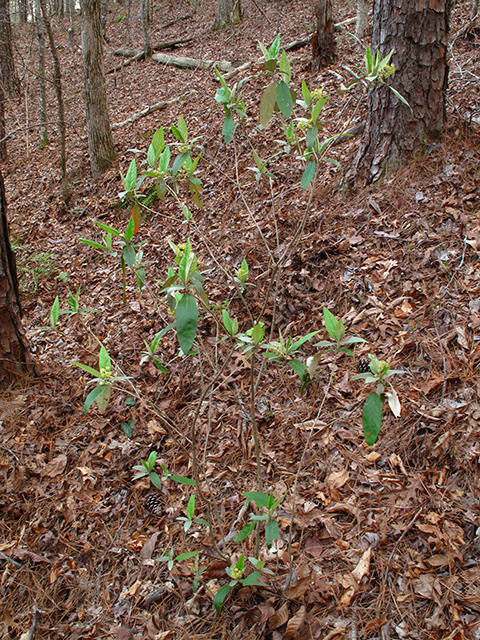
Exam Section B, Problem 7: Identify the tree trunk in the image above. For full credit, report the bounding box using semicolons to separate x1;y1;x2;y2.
212;0;241;30
141;0;151;58
356;0;369;38
40;0;69;202
34;0;48;148
0;168;33;389
0;80;6;160
347;0;451;186
80;0;117;177
311;0;336;71
0;0;21;98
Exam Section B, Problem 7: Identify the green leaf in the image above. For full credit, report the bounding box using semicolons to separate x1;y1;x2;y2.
290;331;320;352
300;161;316;189
95;221;122;237
289;358;308;379
84;385;110;414
269;34;281;59
170;475;196;486
73;362;101;377
176;293;198;354
176;550;200;562
50;296;60;328
242;571;263;586
265;58;277;73
99;345;111;372
215;67;231;94
222;114;234;144
265;518;280;548
158;146;171;172
388;86;412;111
123;216;135;243
122;159;137;192
311;95;328;124
121;419;134;437
323;307;339;340
301;80;311;105
78;238;110;251
260;83;276;128
123;245;136;268
234;522;256;542
244;491;270;508
222;309;233;334
258;40;269;59
276;80;293;118
172;151;190;176
305;125;318;151
150;472;162;489
213;584;231;612
279;50;291;83
186;494;195;519
362;391;383;445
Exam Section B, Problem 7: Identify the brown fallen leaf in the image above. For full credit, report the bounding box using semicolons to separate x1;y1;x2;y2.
140;532;160;560
269;602;289;630
43;454;67;478
283;605;306;640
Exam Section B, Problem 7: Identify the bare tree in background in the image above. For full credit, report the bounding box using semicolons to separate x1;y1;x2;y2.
33;0;48;148
212;0;241;30
0;81;6;160
80;0;117;177
311;0;336;71
141;0;151;58
356;0;369;38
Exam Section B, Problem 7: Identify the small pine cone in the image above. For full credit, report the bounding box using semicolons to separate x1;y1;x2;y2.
357;357;370;373
145;493;163;516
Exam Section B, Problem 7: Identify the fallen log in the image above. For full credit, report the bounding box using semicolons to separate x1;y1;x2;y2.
113;37;194;57
111;91;195;130
151;52;233;72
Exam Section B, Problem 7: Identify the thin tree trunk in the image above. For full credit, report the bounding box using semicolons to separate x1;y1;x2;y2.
34;0;48;147
311;0;336;71
347;0;451;186
0;81;6;160
39;0;69;203
356;0;369;38
141;0;151;58
101;0;107;39
66;0;75;46
80;0;117;177
212;0;241;30
0;168;34;389
0;0;21;98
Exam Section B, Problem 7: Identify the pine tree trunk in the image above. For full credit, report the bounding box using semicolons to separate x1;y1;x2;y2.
311;0;336;71
34;0;48;148
0;81;6;160
0;0;21;98
0;168;33;389
212;0;241;30
347;0;451;186
80;0;117;177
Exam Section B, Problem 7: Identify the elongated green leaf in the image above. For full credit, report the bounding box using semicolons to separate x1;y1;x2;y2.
176;293;198;354
306;125;318;151
50;296;60;328
215;67;231;93
265;58;277;73
95;222;122;237
289;359;308;379
98;345;111;372
269;34;281;59
172;151;190;175
363;391;383;445
222;309;233;334
234;522;256;542
84;384;110;414
73;362;101;377
150;472;162;489
213;584;231;612
170;475;196;486
311;95;328;123
300;161;316;189
222;114;234;144
242;570;263;586
290;330;320;352
78;239;109;251
301;80;311;105
276;80;293;118
124;216;135;242
279;50;291;83
323;307;338;340
123;245;136;268
122;159;137;192
259;82;276;128
388;86;412;111
265;519;280;548
176;550;200;562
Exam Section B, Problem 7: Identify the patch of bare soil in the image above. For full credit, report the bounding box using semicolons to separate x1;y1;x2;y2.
1;1;480;638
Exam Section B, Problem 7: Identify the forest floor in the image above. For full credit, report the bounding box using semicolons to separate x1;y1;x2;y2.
2;1;480;638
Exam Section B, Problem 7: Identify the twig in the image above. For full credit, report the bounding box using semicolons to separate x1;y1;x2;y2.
0;550;23;568
111;91;195;130
25;606;44;640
